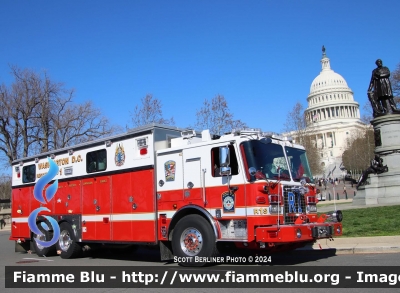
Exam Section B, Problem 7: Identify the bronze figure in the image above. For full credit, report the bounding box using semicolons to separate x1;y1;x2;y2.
368;59;400;116
356;154;388;189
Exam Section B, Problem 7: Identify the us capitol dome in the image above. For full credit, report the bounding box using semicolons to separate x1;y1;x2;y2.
304;46;366;178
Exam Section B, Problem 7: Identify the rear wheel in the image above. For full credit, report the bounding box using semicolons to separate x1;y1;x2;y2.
32;222;56;257
172;214;217;266
57;222;82;259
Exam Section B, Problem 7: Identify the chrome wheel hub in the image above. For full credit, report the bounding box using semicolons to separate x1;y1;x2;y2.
34;234;46;250
179;228;203;256
59;230;73;252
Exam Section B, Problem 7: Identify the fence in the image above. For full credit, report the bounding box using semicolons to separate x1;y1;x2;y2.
0;199;11;209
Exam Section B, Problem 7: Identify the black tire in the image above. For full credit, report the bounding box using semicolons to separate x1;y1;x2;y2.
32;222;56;257
172;214;217;266
57;222;82;259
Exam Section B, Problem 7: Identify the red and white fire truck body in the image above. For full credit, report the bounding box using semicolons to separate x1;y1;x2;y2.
10;124;342;261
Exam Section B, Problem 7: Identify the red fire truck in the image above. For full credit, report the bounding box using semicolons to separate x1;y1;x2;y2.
10;124;343;264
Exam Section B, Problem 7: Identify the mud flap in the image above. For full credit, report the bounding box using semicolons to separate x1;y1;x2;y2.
159;241;174;261
15;240;31;253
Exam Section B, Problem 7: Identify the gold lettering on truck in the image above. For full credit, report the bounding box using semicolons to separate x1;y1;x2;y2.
253;208;268;215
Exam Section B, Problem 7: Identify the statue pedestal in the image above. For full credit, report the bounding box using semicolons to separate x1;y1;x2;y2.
353;171;400;205
353;114;400;206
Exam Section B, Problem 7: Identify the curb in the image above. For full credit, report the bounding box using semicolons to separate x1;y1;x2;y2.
297;246;400;255
0;225;11;232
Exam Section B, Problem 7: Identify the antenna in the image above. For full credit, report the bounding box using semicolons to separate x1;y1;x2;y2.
331;165;337;211
277;167;281;231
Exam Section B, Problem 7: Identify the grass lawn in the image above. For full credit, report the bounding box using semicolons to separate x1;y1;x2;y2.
340;205;400;237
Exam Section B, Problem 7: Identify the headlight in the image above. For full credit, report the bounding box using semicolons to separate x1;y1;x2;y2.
307;205;317;213
326;210;343;222
269;205;279;214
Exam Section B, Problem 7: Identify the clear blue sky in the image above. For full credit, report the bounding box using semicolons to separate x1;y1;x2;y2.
1;0;399;134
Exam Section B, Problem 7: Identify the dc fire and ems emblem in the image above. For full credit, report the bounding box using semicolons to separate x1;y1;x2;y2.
164;160;176;181
222;191;235;213
115;144;125;166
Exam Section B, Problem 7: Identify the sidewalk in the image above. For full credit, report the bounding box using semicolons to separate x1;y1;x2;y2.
0;208;11;231
305;235;400;254
317;179;358;202
305;198;400;254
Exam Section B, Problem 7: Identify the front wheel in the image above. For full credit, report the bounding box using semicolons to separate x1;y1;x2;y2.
57;222;82;259
171;214;217;266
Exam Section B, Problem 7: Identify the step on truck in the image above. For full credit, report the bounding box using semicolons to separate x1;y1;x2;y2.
10;124;343;265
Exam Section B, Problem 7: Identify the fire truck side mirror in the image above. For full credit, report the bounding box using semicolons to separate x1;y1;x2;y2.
219;146;231;176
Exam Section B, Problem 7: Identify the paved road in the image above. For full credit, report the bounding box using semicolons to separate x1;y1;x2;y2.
2;190;399;292
1;229;400;293
317;178;358;200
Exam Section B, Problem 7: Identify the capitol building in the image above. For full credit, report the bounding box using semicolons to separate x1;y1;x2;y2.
303;47;367;178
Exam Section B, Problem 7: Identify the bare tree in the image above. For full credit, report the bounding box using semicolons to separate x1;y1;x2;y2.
342;126;374;175
52;100;119;148
390;62;400;105
0;66;120;167
361;98;374;124
0;86;19;166
0;80;37;163
195;95;247;135
8;66;69;154
131;94;175;127
283;102;308;135
0;175;11;200
283;102;322;175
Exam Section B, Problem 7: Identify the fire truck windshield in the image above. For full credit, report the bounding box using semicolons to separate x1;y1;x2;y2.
241;140;291;181
285;146;314;183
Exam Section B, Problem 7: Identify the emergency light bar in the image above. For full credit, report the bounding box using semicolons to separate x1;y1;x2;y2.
262;132;293;142
231;128;293;142
181;129;196;139
231;128;261;136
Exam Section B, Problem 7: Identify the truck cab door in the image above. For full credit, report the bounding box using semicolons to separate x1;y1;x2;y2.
207;144;247;217
182;149;203;202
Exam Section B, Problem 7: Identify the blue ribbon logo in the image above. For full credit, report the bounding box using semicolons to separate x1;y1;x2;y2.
28;158;60;247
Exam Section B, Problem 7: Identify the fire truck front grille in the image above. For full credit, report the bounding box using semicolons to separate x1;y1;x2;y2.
283;186;306;224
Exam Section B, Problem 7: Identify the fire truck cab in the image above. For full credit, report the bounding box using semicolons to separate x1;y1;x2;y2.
10;124;343;264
